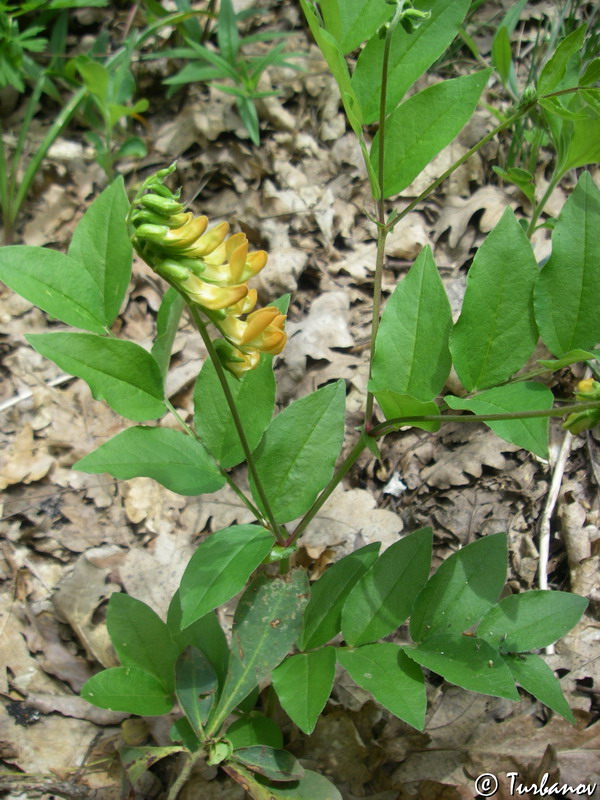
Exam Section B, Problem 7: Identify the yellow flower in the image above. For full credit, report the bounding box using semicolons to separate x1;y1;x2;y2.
220;306;287;355
180;272;249;311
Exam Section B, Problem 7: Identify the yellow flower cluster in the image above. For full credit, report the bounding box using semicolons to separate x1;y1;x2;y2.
130;166;286;377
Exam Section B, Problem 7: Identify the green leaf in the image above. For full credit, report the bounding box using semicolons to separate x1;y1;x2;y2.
179;525;274;628
450;208;538;391
300;543;380;651
272;648;336;735
250;381;346;523
321;0;392;54
25;333;166;421
492;26;515;93
194;353;276;469
151;288;184;383
0;247;106;333
226;713;283;749
68;176;132;325
352;0;471;124
371;246;452;402
371;391;441;433
538;25;586;95
299;0;363;135
502;653;575;723
167;593;229;686
444;382;554;459
559;117;600;174
176;646;218;733
217;0;239;64
337;644;426;729
232;746;304;782
106;593;178;691
81;666;174;715
410;533;507;642
342;528;432;646
371;69;490;198
120;745;185;784
226;765;343;800
208;571;309;734
534;172;600;356
74;426;224;495
477;590;588;652
404;635;519;700
538;349;597;369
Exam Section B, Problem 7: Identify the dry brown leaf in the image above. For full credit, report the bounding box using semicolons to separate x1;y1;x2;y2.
467;714;600;789
0;701;98;774
420;430;519;489
282;291;354;382
26;691;126;726
0;594;58;695
118;528;197;619
300;484;403;559
0;424;54;490
22;608;92;691
53;554;118;667
432;185;515;249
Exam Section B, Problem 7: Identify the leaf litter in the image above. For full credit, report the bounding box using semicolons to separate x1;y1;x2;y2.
0;0;599;797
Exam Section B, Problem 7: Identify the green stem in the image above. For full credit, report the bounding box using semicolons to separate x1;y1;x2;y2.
387;100;538;234
286;433;368;546
165;399;264;521
166;751;204;800
370;401;600;438
364;4;399;427
527;169;561;237
187;304;286;545
13;86;87;223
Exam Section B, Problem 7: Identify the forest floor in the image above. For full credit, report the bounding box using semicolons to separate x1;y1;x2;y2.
0;0;599;798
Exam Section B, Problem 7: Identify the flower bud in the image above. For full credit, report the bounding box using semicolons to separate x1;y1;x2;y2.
140;194;185;216
214;340;261;378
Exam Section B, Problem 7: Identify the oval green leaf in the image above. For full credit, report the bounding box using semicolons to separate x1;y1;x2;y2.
272;648;336;735
445;382;554;459
534;172;600;357
371;70;491;198
337;643;426;730
300;543;380;651
371;246;452;401
404;634;519;700
107;593;178;691
74;426;225;495
194;353;276;469
250;381;346;523
342;527;432;646
410;533;507;642
81;666;174;716
477;590;588;652
179;525;274;629
0;247;106;333
26;332;166;421
502;653;575;722
68;175;132;325
450;208;539;391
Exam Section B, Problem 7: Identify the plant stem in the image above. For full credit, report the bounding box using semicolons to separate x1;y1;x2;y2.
527;169;561;237
364;4;399;428
187;304;286;544
166;751;204;800
286;433;368;546
165;399;264;520
387;100;538;234
370;401;600;438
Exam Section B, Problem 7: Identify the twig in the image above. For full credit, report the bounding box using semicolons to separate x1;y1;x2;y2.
0;373;74;414
538;428;574;654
